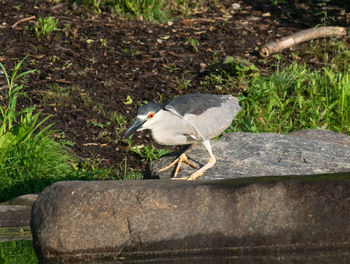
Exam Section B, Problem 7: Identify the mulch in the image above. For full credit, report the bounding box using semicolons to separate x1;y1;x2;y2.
0;0;348;175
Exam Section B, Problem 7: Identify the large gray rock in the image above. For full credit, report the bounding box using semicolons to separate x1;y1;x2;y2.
31;178;350;263
288;129;350;147
149;131;350;179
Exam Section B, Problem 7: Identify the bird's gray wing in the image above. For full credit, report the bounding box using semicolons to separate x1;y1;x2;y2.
164;104;205;141
165;94;241;140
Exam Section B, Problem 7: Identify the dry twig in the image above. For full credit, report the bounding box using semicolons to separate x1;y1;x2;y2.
11;16;36;29
260;26;348;57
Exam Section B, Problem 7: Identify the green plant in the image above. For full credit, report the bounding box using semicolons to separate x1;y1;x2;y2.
187;37;200;53
223;56;259;80
177;77;192;91
99;38;107;47
29;16;59;38
200;56;259;93
119;157;143;180
269;0;287;5
307;39;350;72
111;112;128;140
0;58;48;149
316;0;334;27
0;240;37;264
230;62;350;135
0;59;74;201
167;64;180;72
113;0;168;22
127;142;169;162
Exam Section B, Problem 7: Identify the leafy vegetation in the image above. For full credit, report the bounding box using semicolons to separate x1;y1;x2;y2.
128;143;170;162
231;63;349;134
0;240;37;264
77;0;169;21
27;16;59;38
0;59;118;202
0;59;68;200
74;0;211;22
199;42;350;136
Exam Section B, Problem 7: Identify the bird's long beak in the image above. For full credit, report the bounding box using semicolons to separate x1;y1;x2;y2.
123;118;144;138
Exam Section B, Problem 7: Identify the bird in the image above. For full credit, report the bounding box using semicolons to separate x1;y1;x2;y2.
123;93;241;180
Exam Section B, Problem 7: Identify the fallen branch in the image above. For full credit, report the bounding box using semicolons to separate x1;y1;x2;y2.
11;15;36;29
260;26;348;57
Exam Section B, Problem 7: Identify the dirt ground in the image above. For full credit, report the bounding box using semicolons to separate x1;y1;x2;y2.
0;0;349;175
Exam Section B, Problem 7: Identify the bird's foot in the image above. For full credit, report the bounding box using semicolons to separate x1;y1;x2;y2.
170;176;189;180
158;153;197;178
169;171;203;181
185;156;217;181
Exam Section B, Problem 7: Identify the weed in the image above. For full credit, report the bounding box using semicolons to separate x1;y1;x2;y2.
0;58;37;137
113;0;168;22
29;16;59;38
177;77;192;91
187;37;200;53
119;157;143;180
128;143;170;162
269;0;287;5
120;46;141;57
316;0;334;27
200;56;259;93
86;119;110;129
99;38;107;47
110;112;128;140
167;64;180;72
71;158;114;180
123;95;133;105
307;39;350;72
0;58;73;201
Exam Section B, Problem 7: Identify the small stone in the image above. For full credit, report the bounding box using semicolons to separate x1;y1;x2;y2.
200;63;207;71
262;12;271;17
232;3;241;10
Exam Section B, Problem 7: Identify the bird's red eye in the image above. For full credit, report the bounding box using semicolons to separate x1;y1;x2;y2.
148;112;155;119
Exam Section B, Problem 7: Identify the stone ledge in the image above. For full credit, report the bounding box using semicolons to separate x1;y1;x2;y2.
31;174;350;262
0;193;38;241
0;205;32;227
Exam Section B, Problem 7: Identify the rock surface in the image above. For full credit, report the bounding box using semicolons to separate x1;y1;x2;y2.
0;194;38;228
0;205;32;227
0;194;38;241
0;194;38;207
149;130;350;179
31;177;350;262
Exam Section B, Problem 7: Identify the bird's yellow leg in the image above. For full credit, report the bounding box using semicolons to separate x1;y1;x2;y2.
158;144;197;178
187;140;216;181
158;153;197;173
187;155;216;181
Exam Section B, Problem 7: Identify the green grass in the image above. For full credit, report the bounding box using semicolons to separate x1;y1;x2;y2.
0;59;115;202
229;63;349;134
77;0;170;21
198;40;350;136
74;0;212;22
0;240;37;264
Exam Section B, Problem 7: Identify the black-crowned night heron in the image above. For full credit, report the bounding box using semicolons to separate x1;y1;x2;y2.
124;93;241;180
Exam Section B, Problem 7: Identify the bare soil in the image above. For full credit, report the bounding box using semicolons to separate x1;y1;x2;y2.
0;0;349;175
